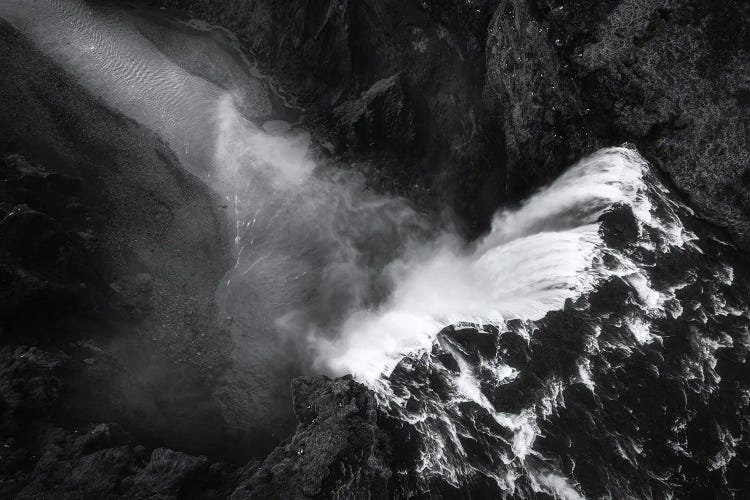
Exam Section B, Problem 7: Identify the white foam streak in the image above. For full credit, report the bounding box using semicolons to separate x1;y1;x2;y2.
487;149;651;243
628;317;657;345
532;473;586;500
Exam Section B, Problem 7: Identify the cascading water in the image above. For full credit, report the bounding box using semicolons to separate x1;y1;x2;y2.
5;2;749;497
359;150;750;498
314;148;655;381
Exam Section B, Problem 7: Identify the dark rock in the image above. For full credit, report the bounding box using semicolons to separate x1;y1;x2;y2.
484;0;589;192
444;325;498;359
150;0;505;236
231;375;391;499
0;154;98;333
15;426;136;499
128;448;209;498
108;273;154;320
484;0;750;248
331;73;417;153
8;423;227;499
0;346;64;435
599;203;641;248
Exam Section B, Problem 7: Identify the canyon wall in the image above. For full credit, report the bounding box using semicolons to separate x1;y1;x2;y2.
156;0;750;246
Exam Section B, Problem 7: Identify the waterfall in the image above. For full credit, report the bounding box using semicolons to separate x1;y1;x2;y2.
6;3;749;497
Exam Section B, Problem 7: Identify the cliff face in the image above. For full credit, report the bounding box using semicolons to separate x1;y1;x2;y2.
154;0;750;248
156;0;506;236
484;0;750;246
2;0;750;498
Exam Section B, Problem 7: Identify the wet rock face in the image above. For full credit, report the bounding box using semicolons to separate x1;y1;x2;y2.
484;0;750;246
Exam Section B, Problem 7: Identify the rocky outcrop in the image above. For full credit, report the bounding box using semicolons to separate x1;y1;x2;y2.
331;73;417;154
0;343;233;498
231;376;390;499
484;0;750;246
0;348;388;499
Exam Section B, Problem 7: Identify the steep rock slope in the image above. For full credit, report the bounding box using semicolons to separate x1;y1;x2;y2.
153;0;750;249
0;19;236;457
0;18;394;498
484;0;750;246
154;0;506;235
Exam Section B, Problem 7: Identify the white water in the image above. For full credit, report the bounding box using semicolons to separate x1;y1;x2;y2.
6;4;738;498
317;148;657;381
0;1;665;388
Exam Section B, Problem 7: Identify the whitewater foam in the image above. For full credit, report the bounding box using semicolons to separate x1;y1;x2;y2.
319;147;657;381
6;5;749;496
350;146;728;498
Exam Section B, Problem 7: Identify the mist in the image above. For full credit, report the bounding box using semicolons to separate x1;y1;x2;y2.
211;96;432;431
3;0;748;497
315;148;654;381
0;0;438;433
0;0;664;440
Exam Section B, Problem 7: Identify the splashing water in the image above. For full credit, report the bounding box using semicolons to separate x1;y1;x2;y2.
6;3;750;498
363;149;750;498
316;148;656;381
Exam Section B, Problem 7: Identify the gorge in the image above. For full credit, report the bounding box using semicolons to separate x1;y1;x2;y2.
0;1;749;498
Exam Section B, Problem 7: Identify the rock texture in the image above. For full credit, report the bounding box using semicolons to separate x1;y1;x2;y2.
2;0;750;498
331;73;417;154
154;0;506;236
0;346;388;498
0;19;238;458
2;366;233;499
231;376;390;499
484;0;750;245
152;0;750;248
